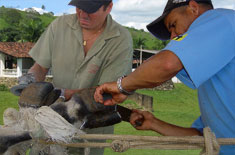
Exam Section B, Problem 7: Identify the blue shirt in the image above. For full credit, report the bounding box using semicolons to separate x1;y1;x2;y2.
164;9;235;154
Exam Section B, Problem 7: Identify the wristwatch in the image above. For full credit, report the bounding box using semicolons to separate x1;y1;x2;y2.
59;88;66;101
117;76;134;95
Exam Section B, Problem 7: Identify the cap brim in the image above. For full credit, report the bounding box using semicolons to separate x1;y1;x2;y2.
146;12;171;41
69;0;103;14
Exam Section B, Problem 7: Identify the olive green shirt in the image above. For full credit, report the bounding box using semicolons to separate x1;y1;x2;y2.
29;14;133;89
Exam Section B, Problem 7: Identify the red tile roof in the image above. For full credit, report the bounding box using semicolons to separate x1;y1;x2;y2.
0;42;35;58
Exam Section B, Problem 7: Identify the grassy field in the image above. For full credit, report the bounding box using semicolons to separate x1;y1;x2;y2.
0;91;19;124
0;83;201;154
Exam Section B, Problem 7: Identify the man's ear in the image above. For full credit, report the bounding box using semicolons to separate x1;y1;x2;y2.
106;2;113;13
188;0;199;16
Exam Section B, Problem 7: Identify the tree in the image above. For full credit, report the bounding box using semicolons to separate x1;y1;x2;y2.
133;37;147;49
152;39;169;50
18;18;45;42
0;27;21;42
41;5;45;10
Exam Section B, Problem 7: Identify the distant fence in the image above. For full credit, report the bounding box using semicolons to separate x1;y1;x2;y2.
127;92;153;112
0;77;53;89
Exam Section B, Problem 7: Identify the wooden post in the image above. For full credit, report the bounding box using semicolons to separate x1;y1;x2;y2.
17;58;22;77
142;95;153;112
127;93;153;112
140;45;143;65
0;53;3;77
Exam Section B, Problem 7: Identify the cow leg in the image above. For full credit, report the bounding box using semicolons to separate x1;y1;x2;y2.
0;127;32;154
3;140;32;155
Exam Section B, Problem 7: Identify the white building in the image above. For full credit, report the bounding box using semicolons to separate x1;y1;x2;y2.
0;42;35;77
133;49;181;83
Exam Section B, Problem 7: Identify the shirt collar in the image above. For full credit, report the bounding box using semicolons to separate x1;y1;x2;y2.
65;14;120;40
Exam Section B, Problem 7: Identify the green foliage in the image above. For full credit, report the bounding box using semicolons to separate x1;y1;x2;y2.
0;7;54;42
3;9;22;26
0;27;21;42
39;14;55;26
18;17;45;42
127;27;169;50
0;84;9;91
0;18;8;29
133;37;147;49
152;39;170;50
43;12;54;17
0;17;45;42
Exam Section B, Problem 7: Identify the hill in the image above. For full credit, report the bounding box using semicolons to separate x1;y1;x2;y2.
0;6;55;28
0;6;168;50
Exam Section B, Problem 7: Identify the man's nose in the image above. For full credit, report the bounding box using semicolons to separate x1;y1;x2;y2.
170;31;177;40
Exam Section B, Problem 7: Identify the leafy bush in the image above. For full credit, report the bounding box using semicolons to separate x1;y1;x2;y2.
0;84;9;91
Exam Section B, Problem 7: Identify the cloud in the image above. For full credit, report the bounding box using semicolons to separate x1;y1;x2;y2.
55;0;235;32
18;7;48;15
111;0;235;31
213;0;235;10
31;7;48;14
111;0;168;31
55;8;75;16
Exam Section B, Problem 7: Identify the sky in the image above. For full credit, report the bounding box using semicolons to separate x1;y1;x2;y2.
1;0;234;31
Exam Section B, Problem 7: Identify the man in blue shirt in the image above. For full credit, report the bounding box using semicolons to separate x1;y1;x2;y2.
94;0;235;154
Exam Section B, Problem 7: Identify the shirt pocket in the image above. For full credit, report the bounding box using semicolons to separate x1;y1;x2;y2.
76;56;102;88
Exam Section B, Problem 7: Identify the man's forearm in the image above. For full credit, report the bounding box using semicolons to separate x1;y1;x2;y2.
122;50;183;92
28;63;49;82
151;118;202;136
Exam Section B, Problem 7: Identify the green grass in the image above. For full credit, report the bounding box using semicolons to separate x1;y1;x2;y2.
0;91;19;124
0;84;201;154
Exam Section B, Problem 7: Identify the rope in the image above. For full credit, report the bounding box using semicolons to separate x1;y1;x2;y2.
200;127;220;155
38;127;235;154
111;140;130;152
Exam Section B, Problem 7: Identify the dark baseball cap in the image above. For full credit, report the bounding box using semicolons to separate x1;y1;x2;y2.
147;0;213;40
69;0;112;14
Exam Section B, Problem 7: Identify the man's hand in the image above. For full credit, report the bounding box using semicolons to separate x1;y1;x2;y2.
130;109;202;136
63;88;93;101
63;89;74;101
130;109;156;131
94;81;128;105
10;73;36;96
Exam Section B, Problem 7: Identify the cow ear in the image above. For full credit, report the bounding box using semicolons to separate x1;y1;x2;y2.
42;89;61;106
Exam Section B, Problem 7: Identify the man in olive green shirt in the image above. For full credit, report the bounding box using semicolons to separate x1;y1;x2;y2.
27;0;133;154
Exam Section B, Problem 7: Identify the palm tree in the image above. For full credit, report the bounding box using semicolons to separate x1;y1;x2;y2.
133;37;146;49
